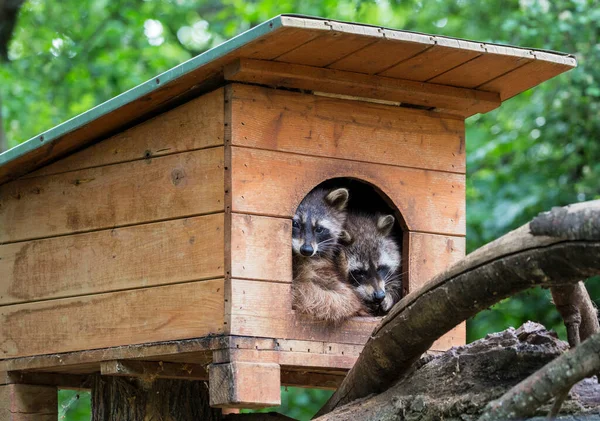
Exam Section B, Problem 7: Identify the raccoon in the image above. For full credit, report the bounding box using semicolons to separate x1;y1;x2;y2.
292;187;351;259
340;212;402;316
292;187;367;323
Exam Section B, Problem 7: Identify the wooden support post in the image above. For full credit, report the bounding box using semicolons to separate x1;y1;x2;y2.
0;384;57;421
209;362;281;409
91;374;221;421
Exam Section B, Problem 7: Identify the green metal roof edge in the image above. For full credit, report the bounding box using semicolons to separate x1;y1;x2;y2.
0;15;284;168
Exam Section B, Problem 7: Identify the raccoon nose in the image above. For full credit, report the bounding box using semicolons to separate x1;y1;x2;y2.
373;290;386;303
300;244;314;257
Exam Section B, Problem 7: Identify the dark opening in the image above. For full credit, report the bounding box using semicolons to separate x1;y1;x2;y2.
293;177;405;316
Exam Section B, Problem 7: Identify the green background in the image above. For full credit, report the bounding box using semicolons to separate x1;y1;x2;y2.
2;1;598;419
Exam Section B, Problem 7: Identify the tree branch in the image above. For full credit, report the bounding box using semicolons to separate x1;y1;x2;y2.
479;330;600;421
317;200;600;416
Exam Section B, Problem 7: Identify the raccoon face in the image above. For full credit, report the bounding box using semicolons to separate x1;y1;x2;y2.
342;214;401;313
292;188;349;258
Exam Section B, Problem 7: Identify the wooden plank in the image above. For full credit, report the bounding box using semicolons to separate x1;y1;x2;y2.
230;84;466;174
228;278;379;345
232;83;464;130
101;360;208;380
275;30;379;68
225;58;501;116
0;280;225;359
327;30;433;74
213;348;357;371
0;147;224;243
378;45;480;82
27;89;225;178
429;52;532;88
0;214;224;305
0;384;57;421
280;370;343;389
0;371;89;389
230;147;465;236
243;27;325;60
209;361;281;408
407;232;466;351
407;232;466;293
230;213;292;282
478;58;575;101
0;337;221;373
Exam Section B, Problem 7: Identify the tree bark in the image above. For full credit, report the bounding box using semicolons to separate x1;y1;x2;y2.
317;200;600;416
479;329;600;421
91;375;222;421
0;0;25;60
315;323;600;421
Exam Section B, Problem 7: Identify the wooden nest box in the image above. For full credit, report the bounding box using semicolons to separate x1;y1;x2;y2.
0;15;575;410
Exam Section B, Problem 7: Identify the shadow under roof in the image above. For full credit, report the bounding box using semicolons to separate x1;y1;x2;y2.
0;14;577;184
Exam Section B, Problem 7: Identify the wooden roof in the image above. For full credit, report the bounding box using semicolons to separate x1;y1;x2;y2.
0;14;576;184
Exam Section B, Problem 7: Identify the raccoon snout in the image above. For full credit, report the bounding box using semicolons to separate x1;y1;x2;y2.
300;244;315;257
373;290;386;303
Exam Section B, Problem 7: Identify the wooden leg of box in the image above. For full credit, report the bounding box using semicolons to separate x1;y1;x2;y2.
0;384;57;421
209;362;281;409
91;375;221;420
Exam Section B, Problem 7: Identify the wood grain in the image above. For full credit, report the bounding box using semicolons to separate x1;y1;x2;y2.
478;59;574;101
230;213;292;282
0;214;224;305
379;45;480;81
0;384;57;421
406;232;467;350
429;53;531;88
328;37;432;74
209;361;281;408
406;232;466;293
230;147;465;236
0;147;224;243
213;348;357;371
225;59;501;116
230;84;465;173
0;279;225;359
27;89;225;178
228;278;379;345
101;360;209;381
276;31;378;67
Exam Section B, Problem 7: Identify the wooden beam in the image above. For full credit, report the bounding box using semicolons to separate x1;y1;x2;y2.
224;58;501;116
209;362;281;409
100;360;208;381
0;384;57;420
1;371;89;389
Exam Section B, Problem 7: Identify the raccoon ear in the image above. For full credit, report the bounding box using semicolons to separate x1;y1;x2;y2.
339;230;353;245
377;215;395;236
325;188;349;211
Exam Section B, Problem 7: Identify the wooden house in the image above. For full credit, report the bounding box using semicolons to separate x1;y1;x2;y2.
0;15;575;412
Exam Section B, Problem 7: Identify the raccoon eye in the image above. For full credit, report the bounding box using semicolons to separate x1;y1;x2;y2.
292;220;300;229
377;265;391;276
315;225;328;234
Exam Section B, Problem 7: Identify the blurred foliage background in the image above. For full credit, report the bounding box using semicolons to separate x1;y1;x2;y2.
1;0;598;420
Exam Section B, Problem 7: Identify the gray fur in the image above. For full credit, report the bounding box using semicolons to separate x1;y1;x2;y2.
340;212;402;315
292;187;349;258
